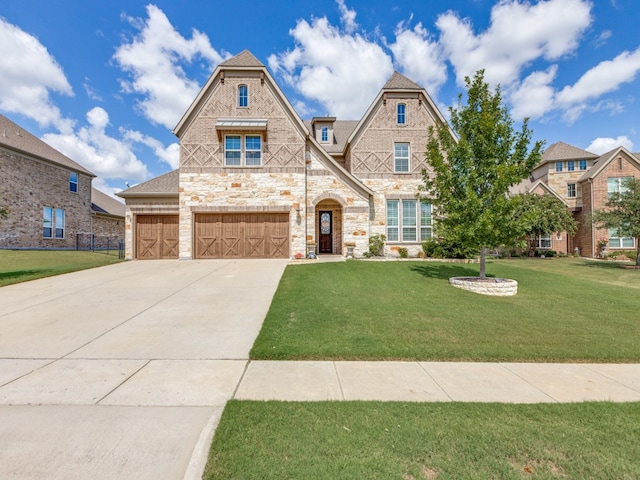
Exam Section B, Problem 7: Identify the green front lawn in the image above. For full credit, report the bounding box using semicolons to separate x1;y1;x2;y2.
251;258;640;362
0;249;123;286
205;400;640;480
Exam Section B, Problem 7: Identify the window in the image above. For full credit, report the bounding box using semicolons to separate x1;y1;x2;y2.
567;183;576;198
607;177;632;198
394;143;410;172
225;134;262;167
579;159;587;170
43;207;64;239
397;103;406;125
43;207;53;238
538;234;552;249
386;199;432;242
567;160;575;171
238;85;248;107
609;228;634;248
321;127;328;143
555;162;563;172
69;172;78;193
55;208;65;239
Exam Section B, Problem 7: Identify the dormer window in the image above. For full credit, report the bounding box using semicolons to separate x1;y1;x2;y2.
238;85;248;107
321;127;328;143
397;103;406;125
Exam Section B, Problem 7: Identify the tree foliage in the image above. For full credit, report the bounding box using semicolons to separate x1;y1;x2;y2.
512;192;577;256
419;70;543;277
592;178;640;266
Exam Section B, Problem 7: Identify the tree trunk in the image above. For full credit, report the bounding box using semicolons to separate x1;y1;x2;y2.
479;247;487;278
636;241;640;266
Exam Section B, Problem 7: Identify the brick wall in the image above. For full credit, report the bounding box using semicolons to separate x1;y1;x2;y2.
0;151;92;249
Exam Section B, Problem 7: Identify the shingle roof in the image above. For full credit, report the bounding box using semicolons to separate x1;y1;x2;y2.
383;71;423;90
91;188;125;217
303;120;359;154
0;113;94;176
219;50;264;68
117;169;179;197
541;141;598;162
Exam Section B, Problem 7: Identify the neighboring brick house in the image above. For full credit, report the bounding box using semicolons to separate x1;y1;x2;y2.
119;50;448;260
522;141;640;257
90;188;126;250
0;113;124;250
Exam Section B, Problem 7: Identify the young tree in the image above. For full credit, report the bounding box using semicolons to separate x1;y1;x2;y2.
592;177;640;266
419;70;543;278
513;193;577;256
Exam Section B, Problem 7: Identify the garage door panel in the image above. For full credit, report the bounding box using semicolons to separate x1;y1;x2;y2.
194;213;289;259
136;215;178;260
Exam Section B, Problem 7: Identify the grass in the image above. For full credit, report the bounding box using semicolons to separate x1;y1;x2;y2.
251;258;640;362
0;249;123;286
204;400;640;479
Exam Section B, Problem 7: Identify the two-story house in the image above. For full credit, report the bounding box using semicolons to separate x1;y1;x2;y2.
119;50;447;260
523;141;640;257
0;113;124;250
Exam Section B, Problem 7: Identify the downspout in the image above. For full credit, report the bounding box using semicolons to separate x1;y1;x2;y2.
589;178;595;258
304;135;309;255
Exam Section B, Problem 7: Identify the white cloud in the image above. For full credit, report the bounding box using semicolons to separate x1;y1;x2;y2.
437;0;592;88
269;9;393;118
509;66;558;119
122;129;179;169
0;17;73;130
389;22;447;96
587;136;634;155
556;47;640;106
336;0;358;34
42;107;150;182
113;4;228;130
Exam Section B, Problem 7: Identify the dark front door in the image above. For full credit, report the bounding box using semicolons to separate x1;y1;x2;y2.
319;211;332;253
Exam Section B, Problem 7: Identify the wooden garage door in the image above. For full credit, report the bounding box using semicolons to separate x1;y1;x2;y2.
195;213;289;259
136;215;179;259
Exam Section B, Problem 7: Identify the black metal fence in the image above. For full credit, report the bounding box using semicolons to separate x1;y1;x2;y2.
76;234;124;258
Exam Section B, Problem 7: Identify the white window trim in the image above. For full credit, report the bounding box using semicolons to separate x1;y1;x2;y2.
321;127;329;143
238;85;248;108
537;234;552;249
386;199;432;243
394;142;410;173
69;172;78;193
608;228;635;249
43;207;65;239
397;103;406;125
567;183;576;198
555;161;563;172
224;134;263;167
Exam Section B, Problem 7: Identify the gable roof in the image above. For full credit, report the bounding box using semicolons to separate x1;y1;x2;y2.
0;113;94;176
117;169;179;198
91;188;125;217
540;141;598;163
346;71;451;148
219;49;264;67
577;146;640;182
383;71;423;90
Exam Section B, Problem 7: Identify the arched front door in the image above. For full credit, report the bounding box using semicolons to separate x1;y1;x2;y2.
319;211;332;253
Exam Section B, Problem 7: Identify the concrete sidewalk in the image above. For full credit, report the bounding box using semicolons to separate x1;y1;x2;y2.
235;360;640;403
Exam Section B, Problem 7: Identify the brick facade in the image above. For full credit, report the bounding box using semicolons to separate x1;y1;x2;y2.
0;150;93;249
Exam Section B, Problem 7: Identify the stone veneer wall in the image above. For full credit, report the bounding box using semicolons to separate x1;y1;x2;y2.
0;150;92;249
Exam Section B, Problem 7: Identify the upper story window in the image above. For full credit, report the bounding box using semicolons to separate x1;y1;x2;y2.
394;143;410;173
555;161;563;172
321;127;328;143
69;172;78;193
238;85;248;107
386;200;432;243
567;183;576;198
397;103;406;125
607;177;632;198
225;134;262;167
567;160;575;171
579;159;587;170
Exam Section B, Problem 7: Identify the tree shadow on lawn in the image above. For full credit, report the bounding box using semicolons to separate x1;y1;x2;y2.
0;269;52;281
409;263;490;281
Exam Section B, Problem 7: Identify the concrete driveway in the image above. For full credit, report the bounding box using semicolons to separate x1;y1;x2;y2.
0;259;288;480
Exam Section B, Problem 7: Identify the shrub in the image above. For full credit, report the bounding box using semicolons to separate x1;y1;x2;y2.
367;234;386;257
398;247;408;258
422;239;478;259
534;249;557;257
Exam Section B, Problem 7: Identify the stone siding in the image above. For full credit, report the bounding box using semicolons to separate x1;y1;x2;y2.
0;150;92;249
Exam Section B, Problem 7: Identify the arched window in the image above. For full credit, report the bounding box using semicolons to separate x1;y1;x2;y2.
397;103;406;124
238;85;248;107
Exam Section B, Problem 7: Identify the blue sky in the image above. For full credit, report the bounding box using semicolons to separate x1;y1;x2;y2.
1;0;639;196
